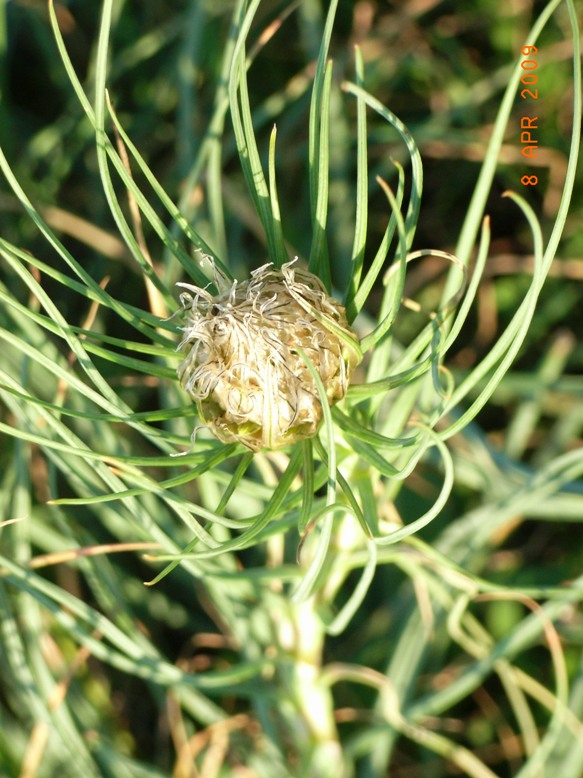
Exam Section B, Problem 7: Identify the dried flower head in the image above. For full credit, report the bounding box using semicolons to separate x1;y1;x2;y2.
177;258;361;451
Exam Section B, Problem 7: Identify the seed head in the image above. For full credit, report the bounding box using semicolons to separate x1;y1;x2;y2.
177;259;361;451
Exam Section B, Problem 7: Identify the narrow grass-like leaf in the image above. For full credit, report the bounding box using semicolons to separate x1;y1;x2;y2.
106;94;233;281
291;344;337;601
307;0;338;289
440;194;547;440
308;59;333;288
342;82;423;253
345;45;368;304
449;0;566;286
268;124;287;268
359;178;408;353
47;0;216;289
346;161;404;323
228;0;282;265
299;439;315;534
376;435;453;545
326;540;377;635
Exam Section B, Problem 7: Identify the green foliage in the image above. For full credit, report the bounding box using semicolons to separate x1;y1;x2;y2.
0;1;582;776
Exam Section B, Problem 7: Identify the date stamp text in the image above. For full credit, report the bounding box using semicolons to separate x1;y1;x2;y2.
520;45;539;187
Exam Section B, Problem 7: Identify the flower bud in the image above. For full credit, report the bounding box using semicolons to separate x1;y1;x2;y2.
177;259;361;451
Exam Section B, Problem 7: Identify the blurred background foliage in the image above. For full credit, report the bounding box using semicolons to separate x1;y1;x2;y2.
1;0;582;776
